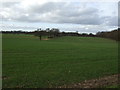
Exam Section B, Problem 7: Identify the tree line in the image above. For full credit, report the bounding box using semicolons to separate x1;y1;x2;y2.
1;28;95;40
96;28;119;41
1;28;119;41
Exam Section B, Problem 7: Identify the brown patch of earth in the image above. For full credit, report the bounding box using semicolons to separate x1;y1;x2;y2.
2;76;9;80
58;74;119;88
42;38;49;40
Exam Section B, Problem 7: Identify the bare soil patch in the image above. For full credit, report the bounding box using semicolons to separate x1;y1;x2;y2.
58;74;119;88
42;38;49;40
2;76;9;80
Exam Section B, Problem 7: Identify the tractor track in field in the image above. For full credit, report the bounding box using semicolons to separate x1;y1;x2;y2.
58;74;119;88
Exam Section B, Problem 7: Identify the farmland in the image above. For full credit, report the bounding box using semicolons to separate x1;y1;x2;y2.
2;34;118;88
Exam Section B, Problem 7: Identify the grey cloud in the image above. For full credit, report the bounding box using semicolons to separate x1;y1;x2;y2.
29;2;64;14
25;2;102;25
1;24;37;30
118;2;120;26
1;2;20;8
102;16;118;26
108;16;118;26
0;1;118;26
56;7;98;17
58;14;101;25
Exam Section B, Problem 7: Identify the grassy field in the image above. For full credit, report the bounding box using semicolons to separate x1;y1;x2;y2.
2;34;118;88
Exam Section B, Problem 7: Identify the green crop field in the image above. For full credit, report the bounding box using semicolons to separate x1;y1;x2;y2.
2;34;118;88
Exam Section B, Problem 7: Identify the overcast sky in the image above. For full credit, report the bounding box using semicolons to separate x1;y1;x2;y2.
0;0;119;34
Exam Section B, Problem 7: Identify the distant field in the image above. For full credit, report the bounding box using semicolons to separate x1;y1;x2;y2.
2;34;118;88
